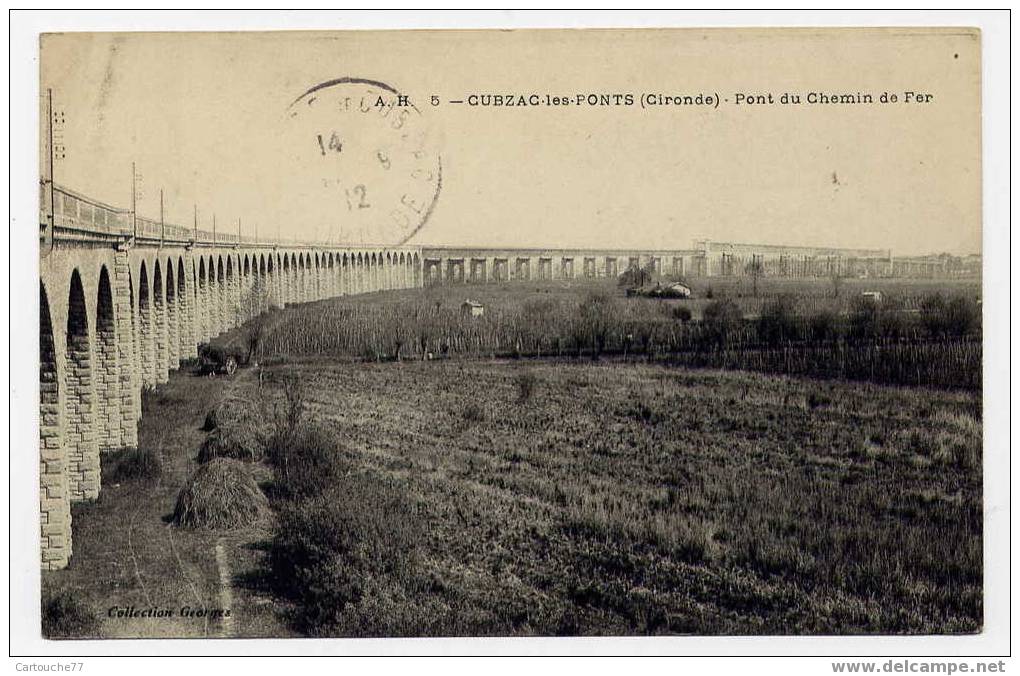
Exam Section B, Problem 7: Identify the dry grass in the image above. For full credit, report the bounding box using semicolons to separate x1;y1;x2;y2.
172;458;270;530
239;359;982;636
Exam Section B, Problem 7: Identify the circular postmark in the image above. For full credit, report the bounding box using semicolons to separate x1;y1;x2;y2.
284;77;441;247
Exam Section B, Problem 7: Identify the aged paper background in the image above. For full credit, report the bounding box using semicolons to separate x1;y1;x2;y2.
40;28;980;255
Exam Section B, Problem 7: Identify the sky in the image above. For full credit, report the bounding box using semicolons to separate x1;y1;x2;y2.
40;28;981;255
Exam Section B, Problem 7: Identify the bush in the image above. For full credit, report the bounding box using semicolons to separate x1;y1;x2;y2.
577;292;618;357
269;474;420;635
463;402;485;422
201;407;219;432
109;447;162;484
702;299;743;345
172;459;269;529
944;296;980;336
921;294;979;338
757;296;801;345
809;309;839;341
42;592;100;639
672;306;693;323
514;371;539;403
269;424;351;501
109;446;161;483
617;265;652;289
629;402;662;426
849;297;880;339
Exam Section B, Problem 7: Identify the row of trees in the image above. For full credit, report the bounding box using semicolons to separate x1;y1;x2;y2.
238;287;980;388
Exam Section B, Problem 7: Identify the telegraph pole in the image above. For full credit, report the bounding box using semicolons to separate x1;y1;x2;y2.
213;213;217;242
45;88;55;251
131;162;137;240
194;204;198;241
159;188;165;245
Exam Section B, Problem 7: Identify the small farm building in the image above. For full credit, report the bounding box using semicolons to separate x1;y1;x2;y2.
461;299;485;317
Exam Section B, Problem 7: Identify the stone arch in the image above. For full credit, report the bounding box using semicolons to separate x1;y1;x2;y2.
138;261;156;387
197;256;207;342
226;255;236;328
40;281;71;569
206;255;216;338
322;252;331;298
177;257;189;360
304;252;313;301
413;253;421;287
95;266;120;451
311;252;320;301
257;254;267;312
165;258;179;372
242;254;252;319
282;253;291;305
354;252;362;294
153;260;167;383
216;255;225;336
340;252;349;296
65;269;99;501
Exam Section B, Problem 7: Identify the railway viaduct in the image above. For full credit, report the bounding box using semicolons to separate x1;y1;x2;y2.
38;185;422;570
38;184;904;571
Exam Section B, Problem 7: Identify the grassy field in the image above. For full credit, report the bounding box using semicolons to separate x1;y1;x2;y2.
268;359;981;635
43;277;982;638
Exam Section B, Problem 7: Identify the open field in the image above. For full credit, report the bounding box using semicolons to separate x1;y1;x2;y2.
44;354;982;636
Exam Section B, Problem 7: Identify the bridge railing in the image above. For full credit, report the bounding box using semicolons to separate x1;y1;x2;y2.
48;185;130;236
42;182;407;250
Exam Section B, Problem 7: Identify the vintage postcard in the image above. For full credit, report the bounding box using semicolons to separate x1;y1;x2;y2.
32;25;987;646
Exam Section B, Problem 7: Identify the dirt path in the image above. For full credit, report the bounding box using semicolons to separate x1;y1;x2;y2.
41;367;288;638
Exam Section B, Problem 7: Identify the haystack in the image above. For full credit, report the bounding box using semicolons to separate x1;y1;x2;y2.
172;458;269;529
197;395;275;463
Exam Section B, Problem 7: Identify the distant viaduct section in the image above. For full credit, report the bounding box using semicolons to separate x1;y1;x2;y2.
37;183;941;570
418;241;898;283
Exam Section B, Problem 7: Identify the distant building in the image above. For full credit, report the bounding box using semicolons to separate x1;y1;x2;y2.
861;291;883;304
461;299;485;317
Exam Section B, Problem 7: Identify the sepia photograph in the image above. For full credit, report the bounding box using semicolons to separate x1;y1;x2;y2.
10;10;1011;664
